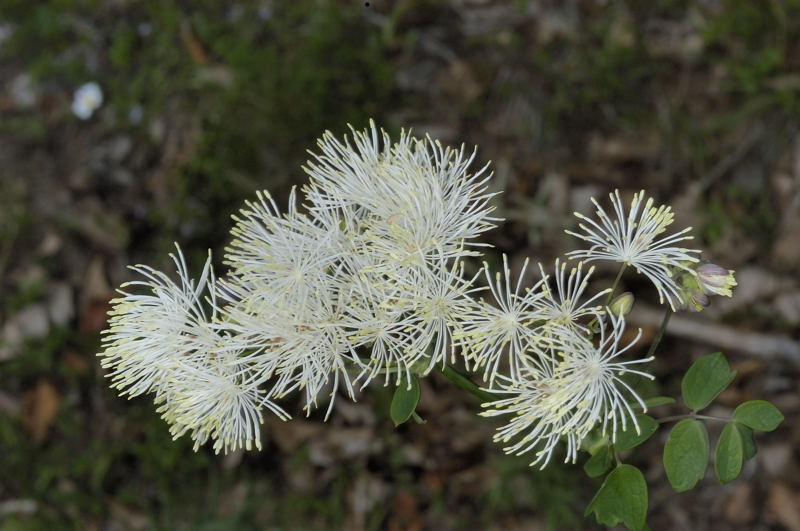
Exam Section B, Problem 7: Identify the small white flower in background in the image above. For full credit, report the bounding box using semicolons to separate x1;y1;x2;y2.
565;190;701;310
71;82;103;120
482;312;653;468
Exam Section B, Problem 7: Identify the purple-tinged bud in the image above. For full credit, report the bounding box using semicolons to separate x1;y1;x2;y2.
676;288;709;312
696;264;737;297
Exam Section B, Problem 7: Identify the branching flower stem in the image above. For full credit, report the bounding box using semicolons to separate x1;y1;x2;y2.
656;413;729;425
604;264;628;306
646;307;673;359
436;364;499;403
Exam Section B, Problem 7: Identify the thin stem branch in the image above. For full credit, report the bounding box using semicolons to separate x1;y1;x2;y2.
604;264;628;306
645;307;673;359
657;413;729;425
436;364;498;403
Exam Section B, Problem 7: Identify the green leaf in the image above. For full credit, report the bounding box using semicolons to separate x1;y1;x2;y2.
640;396;676;409
732;400;784;432
390;376;421;426
681;352;737;411
615;415;658;451
584;445;613;478
663;419;709;492
715;422;744;484
585;464;648;531
735;423;757;461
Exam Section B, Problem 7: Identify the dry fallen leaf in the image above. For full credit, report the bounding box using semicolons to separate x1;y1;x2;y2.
179;19;209;65
767;481;800;531
79;256;113;334
23;380;60;443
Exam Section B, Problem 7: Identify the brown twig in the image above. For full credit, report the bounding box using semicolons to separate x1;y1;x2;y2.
628;303;800;365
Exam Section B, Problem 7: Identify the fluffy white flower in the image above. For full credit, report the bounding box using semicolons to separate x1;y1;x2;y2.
225;188;344;305
565;190;701;310
99;246;286;453
302;120;499;266
100;246;217;399
218;276;358;419
72;82;103;120
341;271;430;389
390;254;480;372
156;348;280;454
532;259;609;332
101;121;505;447
482;312;653;468
456;255;547;384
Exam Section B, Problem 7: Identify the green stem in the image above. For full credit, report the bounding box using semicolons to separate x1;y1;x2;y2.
645;307;673;359
611;445;621;466
436;364;498;403
604;264;628;306
657;413;729;425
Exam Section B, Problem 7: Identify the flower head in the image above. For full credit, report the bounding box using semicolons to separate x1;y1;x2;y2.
224;188;344;306
565;190;701;310
456;255;546;384
696;263;737;298
302;120;499;265
99;245;286;453
156;347;280;454
482;312;653;468
341;270;430;389
532;259;608;332
100;246;217;399
390;253;480;372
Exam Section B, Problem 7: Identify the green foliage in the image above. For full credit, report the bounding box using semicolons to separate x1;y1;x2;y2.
584;445;613;478
737;423;757;461
615;415;658;452
681;352;736;411
732;400;784;432
2;0;394;259
585;464;648;531
663;419;709;493
390;376;421;426
715;422;744;484
640;396;676;409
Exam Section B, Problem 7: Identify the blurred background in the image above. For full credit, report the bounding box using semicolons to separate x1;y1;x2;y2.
1;0;799;529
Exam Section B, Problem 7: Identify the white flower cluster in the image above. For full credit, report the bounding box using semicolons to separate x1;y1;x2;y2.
101;122;496;452
99;123;706;466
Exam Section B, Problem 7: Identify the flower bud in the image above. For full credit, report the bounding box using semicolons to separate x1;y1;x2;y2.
696;264;737;297
676;287;709;312
608;292;634;317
